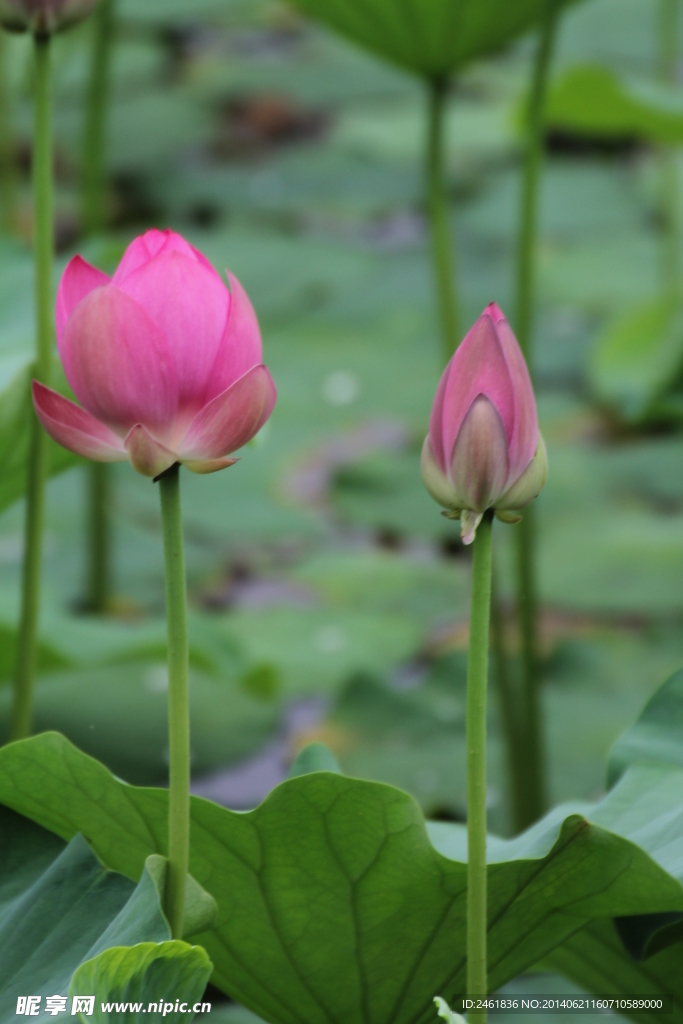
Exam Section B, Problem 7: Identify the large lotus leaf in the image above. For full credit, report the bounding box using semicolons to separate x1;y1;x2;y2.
69;942;213;1024
609;667;683;785
0;806;170;1023
540;667;683;1017
1;734;683;1024
588;298;683;423
546;65;683;144
544;918;683;1023
0;663;279;785
287;0;579;79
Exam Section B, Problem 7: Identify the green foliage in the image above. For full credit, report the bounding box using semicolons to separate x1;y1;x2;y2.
69;942;213;1024
1;734;683;1023
0;662;280;784
0;807;169;1023
545;918;683;1024
0;621;70;679
546;64;683;143
287;0;579;79
609;666;683;783
540;666;683;1017
589;298;683;423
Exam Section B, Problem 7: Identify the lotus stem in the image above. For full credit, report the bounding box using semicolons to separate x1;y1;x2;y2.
426;75;460;360
82;0;115;613
466;509;493;1020
512;0;559;829
10;32;53;741
158;462;190;940
490;566;527;832
658;0;680;297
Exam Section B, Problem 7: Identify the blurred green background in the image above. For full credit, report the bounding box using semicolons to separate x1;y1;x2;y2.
0;0;682;842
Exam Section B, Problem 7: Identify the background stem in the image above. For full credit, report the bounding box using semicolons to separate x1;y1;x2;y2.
10;33;53;742
512;1;559;830
466;511;493;1020
82;0;115;613
659;0;680;298
159;463;190;940
426;75;459;360
490;565;527;832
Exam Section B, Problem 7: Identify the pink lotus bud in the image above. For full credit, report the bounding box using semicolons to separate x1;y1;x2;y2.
421;303;547;544
33;229;276;478
0;0;97;33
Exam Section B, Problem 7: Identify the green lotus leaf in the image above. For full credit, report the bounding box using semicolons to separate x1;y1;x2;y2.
1;734;682;1024
288;0;580;79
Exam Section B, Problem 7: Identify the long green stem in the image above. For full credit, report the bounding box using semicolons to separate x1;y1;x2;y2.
83;0;115;613
10;33;53;742
658;0;680;297
158;463;190;940
426;75;459;360
466;511;493;1021
512;1;559;829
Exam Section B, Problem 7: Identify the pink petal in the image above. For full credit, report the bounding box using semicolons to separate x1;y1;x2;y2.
116;251;230;422
55;256;110;351
113;229;218;284
60;284;178;440
449;395;509;511
427;361;451;472
32;381;126;462
178;364;276;461
124;424;177;478
182;456;239;474
491;310;538;486
204;272;263;404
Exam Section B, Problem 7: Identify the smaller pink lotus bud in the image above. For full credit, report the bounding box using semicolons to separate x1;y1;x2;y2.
421;303;547;544
33;229;276;478
0;0;97;33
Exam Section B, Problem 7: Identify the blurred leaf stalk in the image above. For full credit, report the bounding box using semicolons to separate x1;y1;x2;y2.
510;0;561;831
82;0;115;613
10;28;54;739
658;0;681;299
426;74;460;359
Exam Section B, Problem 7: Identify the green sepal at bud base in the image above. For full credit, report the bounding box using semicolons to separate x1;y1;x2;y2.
0;0;97;33
421;432;548;544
